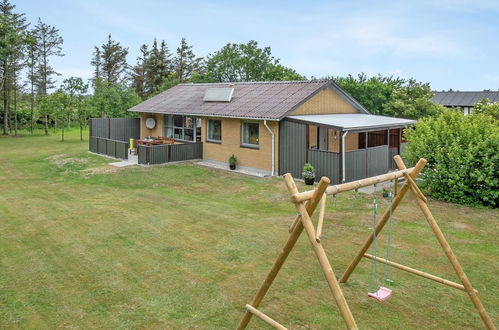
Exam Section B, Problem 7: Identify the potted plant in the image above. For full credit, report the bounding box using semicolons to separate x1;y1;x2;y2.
229;154;237;170
382;187;390;198
302;163;316;185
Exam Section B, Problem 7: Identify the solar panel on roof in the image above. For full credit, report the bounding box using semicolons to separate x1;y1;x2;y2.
203;87;234;102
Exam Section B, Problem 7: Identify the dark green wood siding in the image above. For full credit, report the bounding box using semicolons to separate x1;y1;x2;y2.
279;120;307;177
307;149;340;184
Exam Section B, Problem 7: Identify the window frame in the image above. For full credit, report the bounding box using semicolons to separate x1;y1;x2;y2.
240;121;260;149
164;114;198;143
206;118;222;144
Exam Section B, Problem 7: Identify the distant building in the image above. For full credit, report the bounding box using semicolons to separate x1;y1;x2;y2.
431;91;499;115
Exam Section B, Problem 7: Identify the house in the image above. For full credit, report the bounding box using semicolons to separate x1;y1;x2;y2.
431;91;499;115
128;80;415;183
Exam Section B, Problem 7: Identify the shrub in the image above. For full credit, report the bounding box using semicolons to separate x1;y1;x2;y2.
228;154;237;165
404;110;498;208
302;163;315;179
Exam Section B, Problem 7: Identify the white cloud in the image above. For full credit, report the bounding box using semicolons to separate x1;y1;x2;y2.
330;12;464;57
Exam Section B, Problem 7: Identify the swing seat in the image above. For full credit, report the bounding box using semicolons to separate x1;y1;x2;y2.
368;286;392;302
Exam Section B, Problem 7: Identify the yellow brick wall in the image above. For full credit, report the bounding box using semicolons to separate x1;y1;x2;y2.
201;118;279;172
291;87;358;115
140;113;164;138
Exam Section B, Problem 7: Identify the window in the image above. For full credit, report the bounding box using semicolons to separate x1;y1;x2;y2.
207;119;222;143
164;115;199;142
241;121;259;148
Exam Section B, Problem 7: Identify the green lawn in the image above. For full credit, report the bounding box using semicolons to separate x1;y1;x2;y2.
0;128;497;329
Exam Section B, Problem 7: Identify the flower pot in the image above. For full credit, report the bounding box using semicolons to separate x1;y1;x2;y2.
229;164;236;170
304;177;315;185
382;191;389;198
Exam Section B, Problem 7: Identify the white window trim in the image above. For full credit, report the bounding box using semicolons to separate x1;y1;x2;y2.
241;121;260;149
207;118;222;143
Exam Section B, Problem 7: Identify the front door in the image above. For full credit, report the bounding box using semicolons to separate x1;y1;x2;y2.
319;126;328;151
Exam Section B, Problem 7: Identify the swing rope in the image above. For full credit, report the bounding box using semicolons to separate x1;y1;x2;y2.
382;187;394;286
369;180;395;296
369;183;379;294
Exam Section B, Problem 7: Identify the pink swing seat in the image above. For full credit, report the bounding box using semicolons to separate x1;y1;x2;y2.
368;286;392;302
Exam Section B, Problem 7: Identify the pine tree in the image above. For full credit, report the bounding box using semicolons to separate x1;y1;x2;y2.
173;38;202;82
25;31;39;133
90;46;101;82
34;18;64;135
0;0;29;135
91;34;129;85
131;44;149;99
145;39;172;94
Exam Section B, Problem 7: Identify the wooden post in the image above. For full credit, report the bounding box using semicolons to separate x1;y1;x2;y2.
363;254;478;293
394;157;496;330
237;176;330;330
245;305;288;330
316;193;326;243
293;179;358;330
339;156;427;283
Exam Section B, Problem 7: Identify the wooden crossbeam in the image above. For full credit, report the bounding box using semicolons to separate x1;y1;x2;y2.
245;305;288;330
291;167;415;203
363;253;478;293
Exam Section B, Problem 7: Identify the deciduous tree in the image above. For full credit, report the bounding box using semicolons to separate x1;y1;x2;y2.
61;76;88;140
33;18;64;135
203;40;302;82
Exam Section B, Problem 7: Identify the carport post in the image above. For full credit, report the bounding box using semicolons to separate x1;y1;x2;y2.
341;131;348;182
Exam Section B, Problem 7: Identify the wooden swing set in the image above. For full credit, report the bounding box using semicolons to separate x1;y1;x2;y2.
237;156;495;330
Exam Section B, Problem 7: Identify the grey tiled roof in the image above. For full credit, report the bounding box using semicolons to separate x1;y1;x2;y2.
129;80;368;120
431;91;499;107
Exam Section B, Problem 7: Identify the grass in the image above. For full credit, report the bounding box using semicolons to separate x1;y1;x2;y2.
0;128;498;329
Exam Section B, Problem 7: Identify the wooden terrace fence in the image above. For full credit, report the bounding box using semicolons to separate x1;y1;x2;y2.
89;136;129;159
138;142;203;165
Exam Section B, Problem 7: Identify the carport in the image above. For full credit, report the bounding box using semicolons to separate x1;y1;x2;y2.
279;114;416;183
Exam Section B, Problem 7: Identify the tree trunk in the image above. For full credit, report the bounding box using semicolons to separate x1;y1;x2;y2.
61;125;64;142
2;65;8;136
13;83;17;137
30;72;34;134
80;124;83;141
44;114;49;135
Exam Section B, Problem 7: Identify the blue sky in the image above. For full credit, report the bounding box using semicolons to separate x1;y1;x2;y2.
16;0;499;91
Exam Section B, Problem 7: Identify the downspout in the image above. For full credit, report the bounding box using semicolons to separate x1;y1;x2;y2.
341;131;349;182
263;120;275;176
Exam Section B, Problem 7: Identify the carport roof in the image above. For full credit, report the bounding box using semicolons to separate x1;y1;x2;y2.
286;114;416;132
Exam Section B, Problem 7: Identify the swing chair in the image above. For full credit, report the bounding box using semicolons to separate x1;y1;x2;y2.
367;181;394;302
237;156;495;330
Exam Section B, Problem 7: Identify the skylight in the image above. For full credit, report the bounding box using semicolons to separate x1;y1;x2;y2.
203;87;234;102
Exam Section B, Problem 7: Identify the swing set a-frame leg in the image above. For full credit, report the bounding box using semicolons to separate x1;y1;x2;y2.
393;157;496;330
237;176;331;330
238;175;358;330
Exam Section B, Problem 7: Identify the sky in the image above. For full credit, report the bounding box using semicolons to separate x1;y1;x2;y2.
15;0;499;91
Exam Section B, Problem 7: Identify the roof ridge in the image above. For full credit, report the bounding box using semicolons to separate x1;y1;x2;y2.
178;80;329;86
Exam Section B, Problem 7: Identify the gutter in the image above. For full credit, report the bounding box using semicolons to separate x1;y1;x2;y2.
341;131;348;182
263;120;275;176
